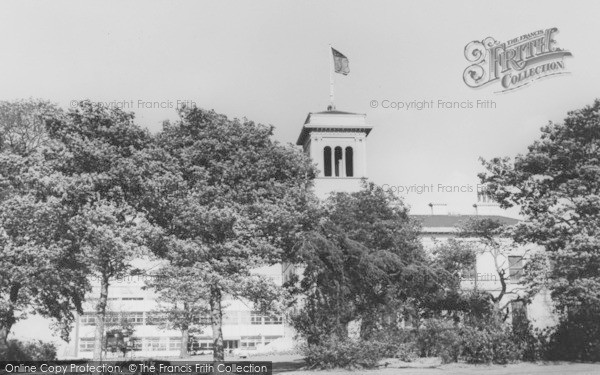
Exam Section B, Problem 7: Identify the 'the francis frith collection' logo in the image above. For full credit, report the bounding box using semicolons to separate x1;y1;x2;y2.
463;27;572;92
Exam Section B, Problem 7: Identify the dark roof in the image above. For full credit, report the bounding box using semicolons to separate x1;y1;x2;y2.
310;109;365;116
297;110;372;145
411;214;519;228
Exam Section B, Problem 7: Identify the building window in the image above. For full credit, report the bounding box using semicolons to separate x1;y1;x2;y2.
334;146;343;177
146;312;168;326
80;313;96;326
199;341;213;349
144;337;167;351
508;256;524;281
240;336;261;350
193;314;211;325
104;313;121;326
168;337;181;351
323;147;332;177
345;147;353;177
224;340;238;349
249;312;282;325
263;315;283;325
122;312;144;326
79;338;95;352
188;337;213;351
250;311;262;325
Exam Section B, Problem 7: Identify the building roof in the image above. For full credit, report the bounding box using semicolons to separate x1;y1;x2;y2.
296;109;373;145
310;110;364;116
411;214;520;234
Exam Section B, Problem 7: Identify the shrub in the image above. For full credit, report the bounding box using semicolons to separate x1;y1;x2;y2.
543;308;600;361
411;318;521;364
414;318;461;363
6;339;57;360
370;329;419;362
302;337;384;369
460;325;521;364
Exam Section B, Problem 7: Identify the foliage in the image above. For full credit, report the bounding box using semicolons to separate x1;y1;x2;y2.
414;318;462;363
144;266;210;358
425;239;498;322
542;307;600;361
302;315;523;368
41;100;155;359
479;99;600;311
368;330;419;362
5;339;57;360
460;324;521;364
302;337;384;369
290;183;436;343
0;99;62;155
479;100;600;359
458;218;526;312
0;100;87;352
149;106;316;360
409;317;522;364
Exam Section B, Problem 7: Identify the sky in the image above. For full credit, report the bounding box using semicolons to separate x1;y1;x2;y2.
1;0;598;215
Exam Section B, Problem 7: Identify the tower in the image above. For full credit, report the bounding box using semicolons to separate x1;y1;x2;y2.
296;107;373;198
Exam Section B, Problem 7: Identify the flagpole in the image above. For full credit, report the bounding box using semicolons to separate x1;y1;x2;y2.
329;44;334;110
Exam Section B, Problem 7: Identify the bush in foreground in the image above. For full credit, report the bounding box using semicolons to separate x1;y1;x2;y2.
302;319;526;369
302;337;384;369
5;339;57;360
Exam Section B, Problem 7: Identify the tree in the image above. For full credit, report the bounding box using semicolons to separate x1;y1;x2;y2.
0;99;61;155
457;218;529;316
290;183;441;342
0;100;86;356
479;99;600;311
44;101;154;360
427;238;496;324
145;265;210;358
152;106;315;360
479;99;600;360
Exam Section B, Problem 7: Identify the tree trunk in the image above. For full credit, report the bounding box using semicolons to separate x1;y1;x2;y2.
180;327;190;358
93;274;110;361
210;286;224;361
1;285;20;356
0;323;13;356
179;301;191;358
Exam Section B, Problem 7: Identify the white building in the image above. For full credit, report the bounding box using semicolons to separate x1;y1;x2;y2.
54;263;288;359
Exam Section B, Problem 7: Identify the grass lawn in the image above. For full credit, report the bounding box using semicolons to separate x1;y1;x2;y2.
276;362;600;375
144;354;600;374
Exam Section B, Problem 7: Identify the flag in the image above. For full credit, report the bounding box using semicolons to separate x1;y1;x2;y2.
332;47;350;75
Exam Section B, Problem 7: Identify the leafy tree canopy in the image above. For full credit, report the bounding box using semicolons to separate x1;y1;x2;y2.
479;99;600;310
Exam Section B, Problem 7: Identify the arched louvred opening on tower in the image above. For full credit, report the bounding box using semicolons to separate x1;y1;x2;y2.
345;147;354;177
334;146;343;177
323;146;332;177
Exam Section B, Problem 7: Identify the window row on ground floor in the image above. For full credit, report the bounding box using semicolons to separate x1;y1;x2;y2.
78;335;283;352
79;311;283;326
